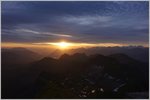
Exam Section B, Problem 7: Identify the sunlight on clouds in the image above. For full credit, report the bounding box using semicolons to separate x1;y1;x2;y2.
1;42;52;48
16;29;40;34
46;33;72;38
2;42;148;50
48;41;72;49
33;41;127;49
16;29;72;38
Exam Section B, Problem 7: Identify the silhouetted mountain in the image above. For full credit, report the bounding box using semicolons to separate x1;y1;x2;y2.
69;46;149;62
2;47;42;64
109;53;139;64
1;51;149;99
31;57;59;74
28;53;148;99
49;49;70;58
59;53;88;64
1;48;43;98
36;57;57;67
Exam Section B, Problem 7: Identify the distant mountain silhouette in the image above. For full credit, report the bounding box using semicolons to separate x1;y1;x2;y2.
68;46;149;62
29;53;148;99
2;47;42;64
109;53;139;64
59;53;88;64
30;52;148;81
59;53;70;60
44;46;148;62
48;49;71;58
1;49;149;99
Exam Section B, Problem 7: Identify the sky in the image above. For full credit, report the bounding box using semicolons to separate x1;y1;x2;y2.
1;1;149;48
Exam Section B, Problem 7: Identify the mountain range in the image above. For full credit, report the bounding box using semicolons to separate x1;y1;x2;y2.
1;47;149;99
49;46;149;62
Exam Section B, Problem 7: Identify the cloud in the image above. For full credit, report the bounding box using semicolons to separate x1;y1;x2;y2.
16;29;40;34
16;29;73;38
63;15;112;25
1;1;149;46
47;33;72;38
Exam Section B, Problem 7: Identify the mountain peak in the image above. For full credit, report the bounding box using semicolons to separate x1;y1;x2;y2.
109;53;136;64
72;53;87;58
39;57;56;62
59;53;70;60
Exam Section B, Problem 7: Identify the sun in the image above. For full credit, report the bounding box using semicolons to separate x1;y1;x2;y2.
57;41;71;49
47;41;73;49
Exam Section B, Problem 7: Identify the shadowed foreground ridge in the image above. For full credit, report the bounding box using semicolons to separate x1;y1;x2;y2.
1;48;149;99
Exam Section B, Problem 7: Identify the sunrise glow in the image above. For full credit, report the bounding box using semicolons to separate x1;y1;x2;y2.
54;42;71;49
46;41;73;49
2;42;148;50
33;41;129;49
